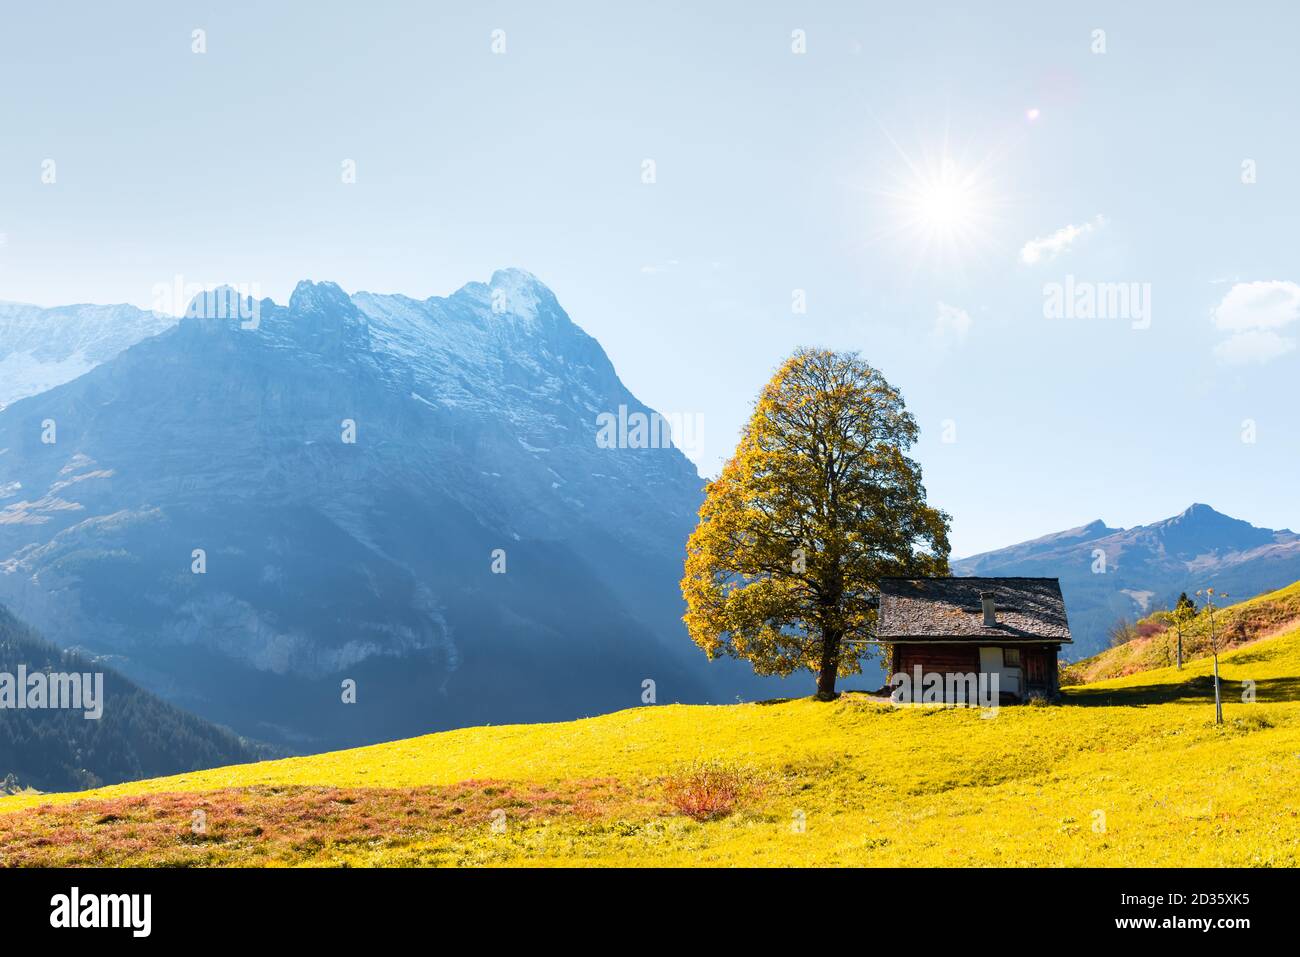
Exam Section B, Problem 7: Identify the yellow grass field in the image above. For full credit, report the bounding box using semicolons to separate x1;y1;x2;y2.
3;609;1299;867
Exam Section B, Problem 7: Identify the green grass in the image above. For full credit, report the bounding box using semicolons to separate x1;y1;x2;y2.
3;603;1299;866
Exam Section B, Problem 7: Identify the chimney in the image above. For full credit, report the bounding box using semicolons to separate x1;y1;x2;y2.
980;591;997;626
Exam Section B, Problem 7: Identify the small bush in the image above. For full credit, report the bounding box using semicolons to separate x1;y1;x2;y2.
1228;712;1275;734
662;760;747;821
1058;663;1085;686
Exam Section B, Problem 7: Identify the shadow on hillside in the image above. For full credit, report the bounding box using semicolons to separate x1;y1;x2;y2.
1064;675;1300;707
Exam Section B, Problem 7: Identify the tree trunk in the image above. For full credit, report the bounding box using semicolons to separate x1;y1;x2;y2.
1213;653;1223;725
1176;627;1183;670
815;631;841;700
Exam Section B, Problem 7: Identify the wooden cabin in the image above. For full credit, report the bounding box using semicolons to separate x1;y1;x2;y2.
875;577;1072;703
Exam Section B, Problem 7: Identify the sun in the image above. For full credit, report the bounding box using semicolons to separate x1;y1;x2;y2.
910;162;981;231
860;127;1008;278
893;156;995;254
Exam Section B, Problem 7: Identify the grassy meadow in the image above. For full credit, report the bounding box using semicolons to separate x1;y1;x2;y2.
2;595;1299;867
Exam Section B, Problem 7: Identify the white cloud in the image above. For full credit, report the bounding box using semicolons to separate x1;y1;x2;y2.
930;302;972;348
1019;215;1105;265
1211;280;1300;364
1211;280;1300;331
1213;330;1297;365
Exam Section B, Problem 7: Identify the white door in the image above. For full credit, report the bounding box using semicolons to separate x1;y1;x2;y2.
979;647;1020;698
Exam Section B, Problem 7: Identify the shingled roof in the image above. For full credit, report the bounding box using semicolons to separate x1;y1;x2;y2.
875;577;1072;643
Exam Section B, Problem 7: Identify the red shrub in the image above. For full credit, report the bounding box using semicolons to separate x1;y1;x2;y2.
1136;620;1167;639
662;761;747;821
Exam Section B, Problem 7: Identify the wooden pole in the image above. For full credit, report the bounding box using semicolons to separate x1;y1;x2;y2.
1208;593;1223;725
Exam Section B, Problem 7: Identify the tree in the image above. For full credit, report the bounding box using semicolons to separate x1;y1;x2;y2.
681;349;950;700
1146;611;1174;665
1171;592;1196;670
1107;616;1137;649
1196;587;1226;724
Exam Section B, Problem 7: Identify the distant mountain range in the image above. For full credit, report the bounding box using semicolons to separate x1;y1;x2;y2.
953;504;1300;657
0;270;785;753
0;301;174;409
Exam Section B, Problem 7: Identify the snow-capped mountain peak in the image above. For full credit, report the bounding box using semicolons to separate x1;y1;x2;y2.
0;269;720;750
0;302;175;409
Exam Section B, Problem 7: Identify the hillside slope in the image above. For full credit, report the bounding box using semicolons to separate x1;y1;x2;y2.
3;620;1298;866
0;604;270;793
1064;580;1300;684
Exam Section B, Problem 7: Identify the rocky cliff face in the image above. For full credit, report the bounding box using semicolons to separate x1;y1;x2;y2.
0;270;754;750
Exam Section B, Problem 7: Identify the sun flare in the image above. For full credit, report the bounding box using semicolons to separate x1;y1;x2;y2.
863;129;1007;277
912;169;979;230
896;157;993;246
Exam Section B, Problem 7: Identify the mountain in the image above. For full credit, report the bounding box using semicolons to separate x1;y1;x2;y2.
954;504;1300;657
0;603;268;792
0;302;175;409
0;269;779;751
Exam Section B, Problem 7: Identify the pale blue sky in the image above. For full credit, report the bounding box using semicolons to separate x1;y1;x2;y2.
2;1;1297;555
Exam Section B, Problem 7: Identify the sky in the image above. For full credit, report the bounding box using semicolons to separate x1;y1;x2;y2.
1;1;1298;556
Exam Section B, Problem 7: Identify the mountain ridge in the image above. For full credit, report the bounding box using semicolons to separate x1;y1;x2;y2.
0;301;175;409
954;503;1300;656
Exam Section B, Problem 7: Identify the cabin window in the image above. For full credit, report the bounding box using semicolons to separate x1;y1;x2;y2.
1003;648;1021;667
